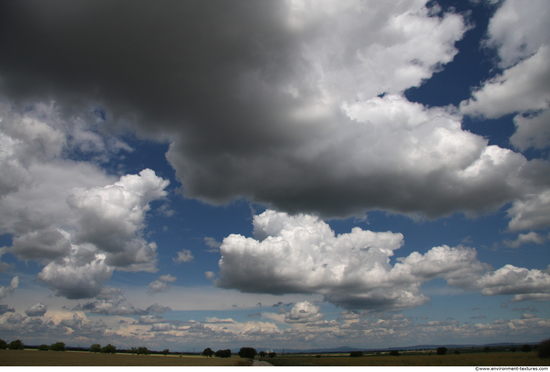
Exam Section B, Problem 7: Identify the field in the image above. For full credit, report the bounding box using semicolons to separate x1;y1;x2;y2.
269;352;550;367
1;349;549;366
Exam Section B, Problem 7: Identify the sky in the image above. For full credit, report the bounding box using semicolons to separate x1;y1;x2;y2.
0;0;549;353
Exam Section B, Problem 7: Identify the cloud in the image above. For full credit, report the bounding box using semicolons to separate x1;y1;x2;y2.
506;190;550;232
513;305;537;313
67;169;169;271
73;293;149;316
159;274;177;283
18;1;547;223
0;100;169;299
483;0;550;69
204;317;236;324
147;275;177;295
217;210;550;310
0;304;15;315
38;253;114;299
146;303;172;314
473;265;550;301
510;110;550;152
205;271;216;281
139;314;168;325
284;302;324;324
503;232;546;248
460;0;550;153
173;249;194;263
0;276;19;299
459;45;550;119
28;169;168;299
0;1;547;224
10;228;72;261
25;303;48;317
147;281;169;296
204;237;222;251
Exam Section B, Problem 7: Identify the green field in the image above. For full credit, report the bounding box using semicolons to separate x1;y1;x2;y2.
1;349;548;366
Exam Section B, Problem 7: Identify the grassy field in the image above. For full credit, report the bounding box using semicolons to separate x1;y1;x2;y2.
0;350;240;366
1;349;548;366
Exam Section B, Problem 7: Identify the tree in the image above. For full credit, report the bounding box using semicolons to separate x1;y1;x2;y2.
50;342;66;351
259;351;266;359
163;349;170;356
38;344;49;351
0;339;6;349
238;347;257;359
130;347;138;355
538;338;550;359
522;344;532;353
389;350;400;356
215;349;232;358
484;346;491;354
436;347;447;355
202;347;214;358
8;340;24;350
101;344;116;354
137;346;150;355
350;351;363;357
268;352;277;359
89;344;101;353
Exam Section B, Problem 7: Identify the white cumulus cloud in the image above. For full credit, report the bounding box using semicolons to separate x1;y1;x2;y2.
217;210;550;310
174;249;194;263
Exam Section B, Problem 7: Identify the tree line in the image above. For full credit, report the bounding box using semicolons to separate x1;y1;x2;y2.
348;340;550;358
2;338;549;359
201;347;276;359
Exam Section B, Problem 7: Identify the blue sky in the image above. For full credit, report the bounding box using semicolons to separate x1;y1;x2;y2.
0;0;549;352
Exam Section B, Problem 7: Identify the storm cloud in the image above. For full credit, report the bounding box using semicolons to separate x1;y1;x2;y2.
2;0;547;222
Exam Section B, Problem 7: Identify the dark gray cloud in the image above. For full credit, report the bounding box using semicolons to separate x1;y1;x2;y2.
146;303;172;314
0;1;549;226
5;1;541;221
11;228;71;260
0;304;15;315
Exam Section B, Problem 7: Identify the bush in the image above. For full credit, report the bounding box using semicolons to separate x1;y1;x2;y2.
538;338;550;359
389;350;399;356
215;349;232;358
238;347;257;359
454;350;460;355
38;344;49;351
350;351;363;357
269;352;277;358
89;344;101;353
522;344;532;353
100;344;116;354
0;339;7;350
50;342;66;351
436;347;447;355
8;340;24;350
